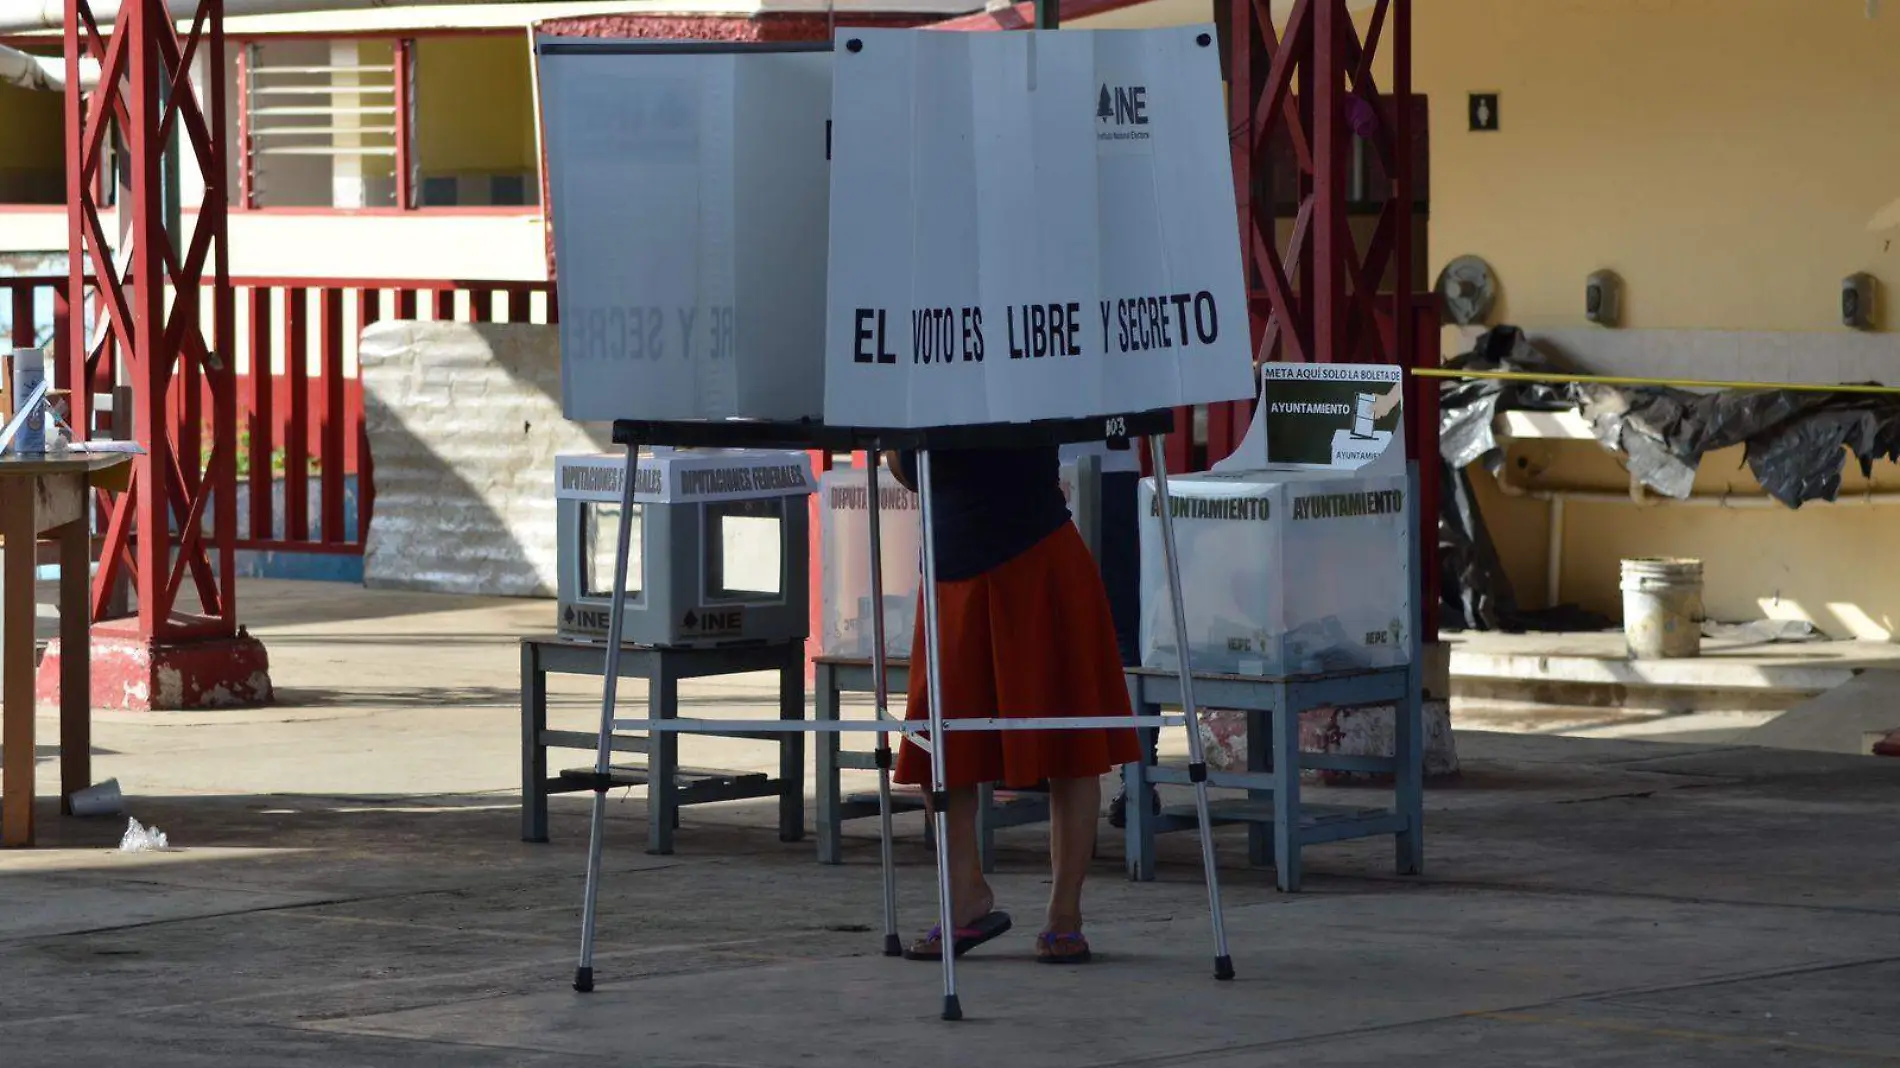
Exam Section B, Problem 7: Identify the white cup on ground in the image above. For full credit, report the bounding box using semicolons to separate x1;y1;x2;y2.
68;778;123;817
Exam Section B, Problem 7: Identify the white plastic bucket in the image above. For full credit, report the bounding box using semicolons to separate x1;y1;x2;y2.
1621;557;1704;659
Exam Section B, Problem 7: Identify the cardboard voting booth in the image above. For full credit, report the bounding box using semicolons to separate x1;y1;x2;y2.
537;29;1251;431
1139;364;1414;676
537;41;832;423
822;27;1252;428
541;30;1255;1016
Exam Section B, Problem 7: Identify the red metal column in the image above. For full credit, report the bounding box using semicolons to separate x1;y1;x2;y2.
1234;0;1417;366
392;38;414;210
1229;0;1436;636
43;0;274;711
235;42;254;209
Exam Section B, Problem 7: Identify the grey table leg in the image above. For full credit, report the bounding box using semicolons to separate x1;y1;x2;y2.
1246;706;1270;869
648;657;678;856
1125;675;1158;883
1395;684;1424;876
815;662;842;864
779;649;806;844
1272;683;1302;892
522;642;549;843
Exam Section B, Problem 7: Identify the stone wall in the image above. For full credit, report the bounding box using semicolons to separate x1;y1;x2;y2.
359;321;609;597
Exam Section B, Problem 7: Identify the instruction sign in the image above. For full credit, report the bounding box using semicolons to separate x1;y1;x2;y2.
537;40;832;423
823;27;1253;429
1213;363;1406;476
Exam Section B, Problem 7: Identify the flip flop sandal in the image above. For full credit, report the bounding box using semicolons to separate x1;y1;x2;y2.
902;910;1013;961
1035;931;1093;965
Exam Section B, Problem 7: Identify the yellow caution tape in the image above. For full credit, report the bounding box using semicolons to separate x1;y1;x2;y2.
1409;366;1900;396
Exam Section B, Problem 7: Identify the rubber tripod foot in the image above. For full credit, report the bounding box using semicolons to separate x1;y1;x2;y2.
1215;955;1235;981
574;966;594;993
941;994;963;1021
884;933;904;958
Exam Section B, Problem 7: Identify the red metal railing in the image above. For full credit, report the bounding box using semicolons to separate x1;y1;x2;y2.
1;274;558;557
224;277;557;554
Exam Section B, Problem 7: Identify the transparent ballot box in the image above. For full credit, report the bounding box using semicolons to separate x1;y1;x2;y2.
816;468;922;661
556;450;814;647
1138;468;1412;677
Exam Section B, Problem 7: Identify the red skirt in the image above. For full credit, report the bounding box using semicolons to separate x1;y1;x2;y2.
894;523;1141;790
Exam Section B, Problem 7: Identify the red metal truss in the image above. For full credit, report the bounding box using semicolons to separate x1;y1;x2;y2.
1229;0;1415;369
65;0;239;643
1229;0;1438;637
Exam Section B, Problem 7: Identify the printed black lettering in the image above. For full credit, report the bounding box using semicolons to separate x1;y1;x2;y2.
938;308;955;364
1194;291;1219;344
961;308;976;361
1169;293;1193;344
854;309;875;363
1099;301;1111;351
876;309;896;364
971;307;985;362
1116;301;1131;354
1008;305;1025;359
1065;301;1081;355
1029;304;1047;358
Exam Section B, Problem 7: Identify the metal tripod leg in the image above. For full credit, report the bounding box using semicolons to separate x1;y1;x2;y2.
916;449;962;1021
574;442;642;993
1147;435;1235;981
866;454;902;957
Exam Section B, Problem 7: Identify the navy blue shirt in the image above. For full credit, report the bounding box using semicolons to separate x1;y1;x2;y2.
896;446;1071;582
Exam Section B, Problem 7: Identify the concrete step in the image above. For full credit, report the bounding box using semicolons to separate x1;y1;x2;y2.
1447;632;1899;713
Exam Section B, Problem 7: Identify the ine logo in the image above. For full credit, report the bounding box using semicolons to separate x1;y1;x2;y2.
1097;84;1149;126
1097;84;1153;151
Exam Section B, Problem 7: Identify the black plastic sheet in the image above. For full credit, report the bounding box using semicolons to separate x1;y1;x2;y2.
1434;326;1900;631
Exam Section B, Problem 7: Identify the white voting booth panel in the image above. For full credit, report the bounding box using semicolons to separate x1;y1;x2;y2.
823;27;1253;428
818;463;1083;660
537;41;831;422
1140;363;1414;676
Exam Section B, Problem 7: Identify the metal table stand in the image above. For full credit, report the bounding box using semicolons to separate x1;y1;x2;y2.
520;637;805;853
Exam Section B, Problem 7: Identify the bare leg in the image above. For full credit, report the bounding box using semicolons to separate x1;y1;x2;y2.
1045;775;1102;933
927;785;994;926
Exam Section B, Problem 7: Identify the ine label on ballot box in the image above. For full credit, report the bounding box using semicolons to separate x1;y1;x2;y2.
822;27;1253;429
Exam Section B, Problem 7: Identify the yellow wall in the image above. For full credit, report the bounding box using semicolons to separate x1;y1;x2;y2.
415;35;537;176
0;76;66;204
1417;0;1900;335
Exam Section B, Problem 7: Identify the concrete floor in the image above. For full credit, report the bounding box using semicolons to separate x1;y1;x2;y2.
3;579;1899;1066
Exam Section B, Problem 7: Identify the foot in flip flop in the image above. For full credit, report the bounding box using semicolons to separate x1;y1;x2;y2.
1035;930;1092;964
902;910;1013;961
